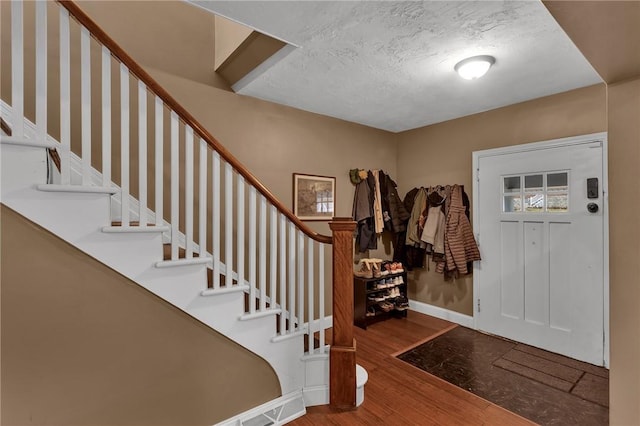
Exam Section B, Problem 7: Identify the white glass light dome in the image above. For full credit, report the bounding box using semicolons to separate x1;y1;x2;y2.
454;55;496;80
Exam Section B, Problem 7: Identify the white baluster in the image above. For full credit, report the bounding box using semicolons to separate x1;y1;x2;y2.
120;64;130;225
288;221;296;332
59;7;70;184
307;239;315;354
212;152;221;289
81;27;91;185
248;186;257;314
259;195;267;311
237;176;245;291
35;1;46;143
225;163;233;287
11;0;24;139
170;111;179;260
138;81;147;225
279;214;286;334
199;139;207;257
319;245;325;353
102;47;111;186
298;230;305;332
185;126;194;259
154;96;163;226
269;205;277;311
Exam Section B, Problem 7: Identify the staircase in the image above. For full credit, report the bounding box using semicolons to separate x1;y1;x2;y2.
0;1;363;423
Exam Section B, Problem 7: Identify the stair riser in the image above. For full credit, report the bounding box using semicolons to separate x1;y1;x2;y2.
304;356;329;389
138;265;209;310
187;291;246;320
83;233;165;279
2;189;112;244
1;144;48;195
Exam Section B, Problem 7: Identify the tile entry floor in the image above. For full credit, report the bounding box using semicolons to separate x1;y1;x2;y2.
397;326;609;426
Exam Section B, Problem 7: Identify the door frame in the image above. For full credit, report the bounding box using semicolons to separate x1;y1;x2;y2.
472;132;609;367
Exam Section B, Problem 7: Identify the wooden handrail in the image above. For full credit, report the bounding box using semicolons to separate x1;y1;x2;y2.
57;0;332;244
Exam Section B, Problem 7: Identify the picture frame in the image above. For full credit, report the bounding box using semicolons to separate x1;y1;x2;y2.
292;173;336;221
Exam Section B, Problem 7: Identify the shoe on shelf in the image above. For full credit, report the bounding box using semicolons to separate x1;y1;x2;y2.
366;306;377;317
395;296;409;311
354;259;373;279
379;301;394;312
371;259;389;276
393;262;405;273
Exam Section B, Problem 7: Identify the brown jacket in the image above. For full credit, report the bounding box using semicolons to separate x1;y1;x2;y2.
436;185;481;275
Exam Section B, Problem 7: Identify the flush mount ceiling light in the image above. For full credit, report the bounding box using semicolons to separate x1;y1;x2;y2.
454;55;496;80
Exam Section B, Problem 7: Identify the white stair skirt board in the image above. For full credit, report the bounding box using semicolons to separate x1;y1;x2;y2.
408;299;475;328
216;390;306;426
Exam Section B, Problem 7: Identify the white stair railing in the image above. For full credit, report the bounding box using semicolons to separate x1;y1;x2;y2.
1;0;334;355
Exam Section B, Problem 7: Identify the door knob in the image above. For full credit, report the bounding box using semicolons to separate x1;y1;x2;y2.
587;202;599;213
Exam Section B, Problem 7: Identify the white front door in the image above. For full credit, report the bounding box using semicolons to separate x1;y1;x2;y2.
474;134;607;365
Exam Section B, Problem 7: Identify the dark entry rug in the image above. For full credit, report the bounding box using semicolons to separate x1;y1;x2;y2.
397;326;609;426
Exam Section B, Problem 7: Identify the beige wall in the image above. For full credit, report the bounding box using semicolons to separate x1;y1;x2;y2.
396;84;607;315
607;77;640;425
75;1;220;88
146;67;396;238
214;15;253;70
0;205;280;425
543;1;640;85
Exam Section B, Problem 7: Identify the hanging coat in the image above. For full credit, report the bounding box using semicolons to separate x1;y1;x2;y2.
436;185;481;275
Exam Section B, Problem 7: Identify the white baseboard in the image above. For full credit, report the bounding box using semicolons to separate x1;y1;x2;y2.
409;299;474;328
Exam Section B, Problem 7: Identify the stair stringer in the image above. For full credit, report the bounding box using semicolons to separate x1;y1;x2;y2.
0;141;322;403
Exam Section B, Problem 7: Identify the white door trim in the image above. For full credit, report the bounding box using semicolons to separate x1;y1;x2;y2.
472;132;609;367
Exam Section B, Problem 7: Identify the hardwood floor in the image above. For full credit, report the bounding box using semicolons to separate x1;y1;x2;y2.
291;311;535;426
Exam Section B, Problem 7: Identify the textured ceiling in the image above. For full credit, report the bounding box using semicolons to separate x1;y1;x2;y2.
188;1;602;132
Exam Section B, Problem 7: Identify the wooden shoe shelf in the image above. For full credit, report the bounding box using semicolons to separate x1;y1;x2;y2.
353;271;408;330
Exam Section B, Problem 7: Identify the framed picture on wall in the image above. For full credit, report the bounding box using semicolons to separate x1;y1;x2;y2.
292;173;336;221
